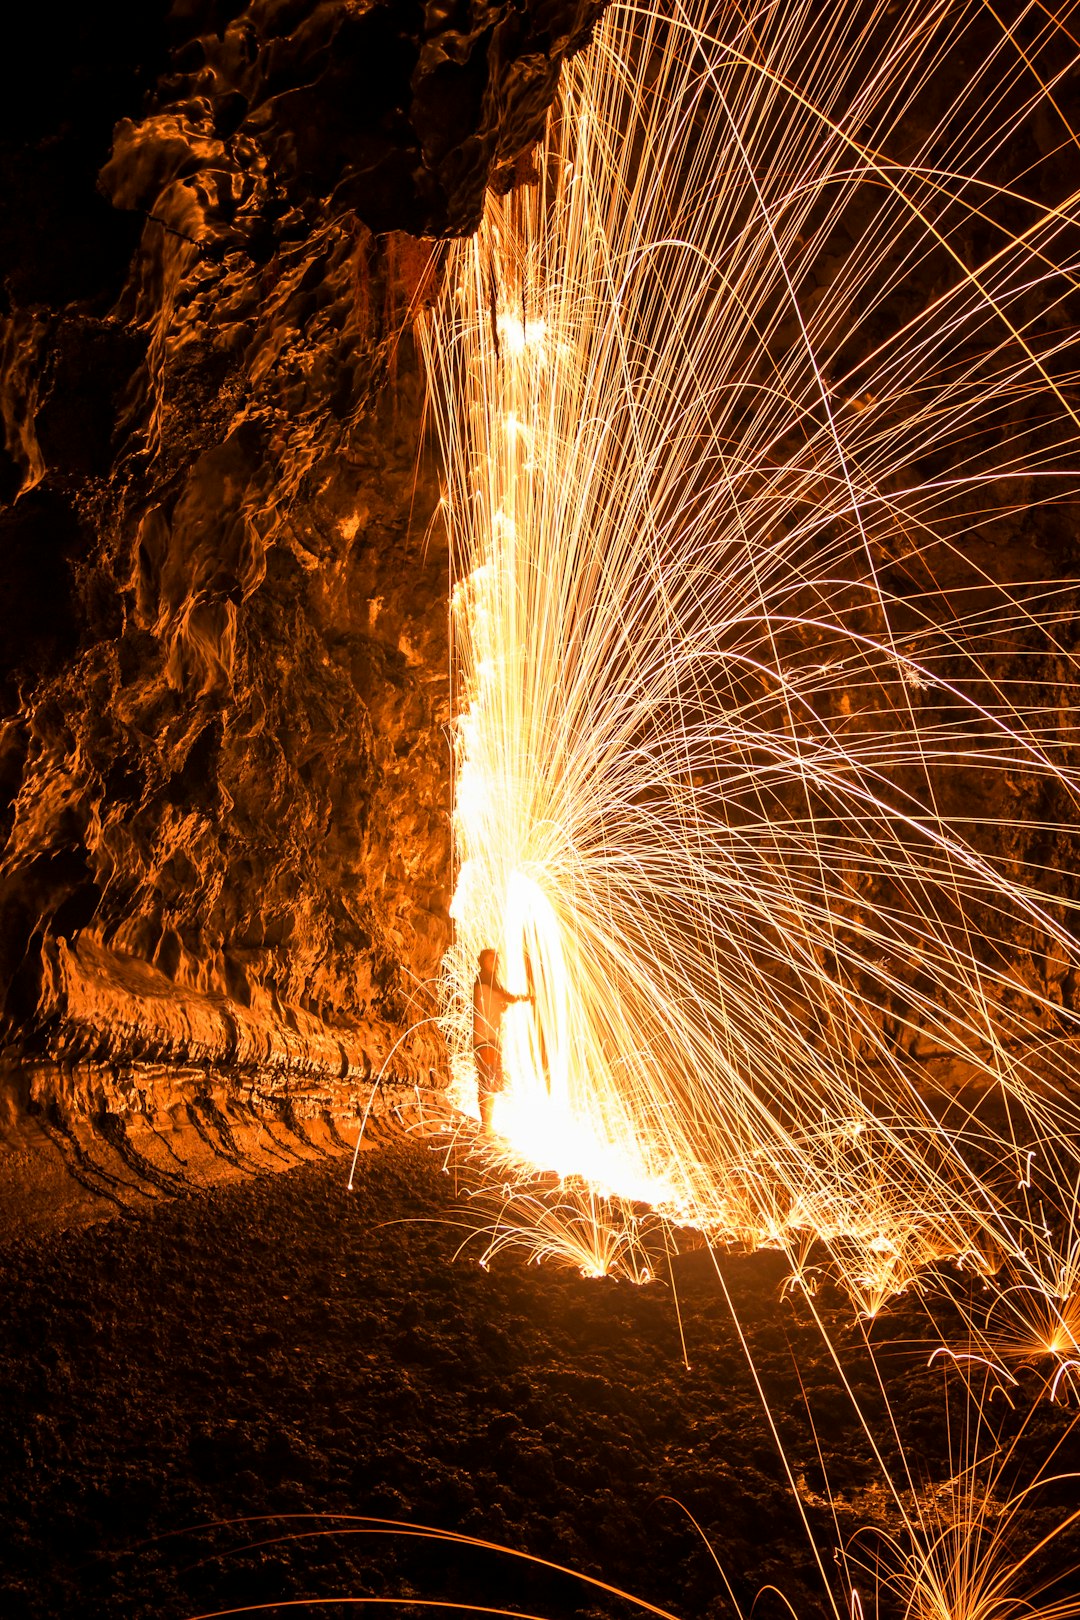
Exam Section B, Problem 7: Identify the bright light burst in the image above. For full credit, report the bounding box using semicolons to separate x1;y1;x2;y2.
419;0;1080;1303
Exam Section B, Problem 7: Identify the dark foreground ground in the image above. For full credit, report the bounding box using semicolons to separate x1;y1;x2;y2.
1;1137;1079;1620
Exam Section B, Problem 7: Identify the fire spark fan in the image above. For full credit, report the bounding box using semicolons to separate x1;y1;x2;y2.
423;0;1080;1307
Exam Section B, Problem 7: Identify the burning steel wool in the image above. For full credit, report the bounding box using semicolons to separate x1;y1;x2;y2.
421;0;1080;1312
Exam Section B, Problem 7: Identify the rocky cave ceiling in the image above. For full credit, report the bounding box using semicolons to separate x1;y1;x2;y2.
0;0;608;1120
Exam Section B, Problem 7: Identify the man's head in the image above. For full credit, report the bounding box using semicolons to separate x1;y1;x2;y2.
478;948;497;977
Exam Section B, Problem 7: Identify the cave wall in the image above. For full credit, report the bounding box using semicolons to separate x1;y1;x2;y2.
0;0;607;1126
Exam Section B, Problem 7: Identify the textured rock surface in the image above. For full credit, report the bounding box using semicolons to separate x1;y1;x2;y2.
0;0;607;1124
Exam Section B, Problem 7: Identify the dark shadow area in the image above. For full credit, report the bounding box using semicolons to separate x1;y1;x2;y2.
34;1104;146;1214
184;1098;271;1175
95;1111;191;1201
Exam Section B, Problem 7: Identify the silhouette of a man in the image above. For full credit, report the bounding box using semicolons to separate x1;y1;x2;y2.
472;948;531;1134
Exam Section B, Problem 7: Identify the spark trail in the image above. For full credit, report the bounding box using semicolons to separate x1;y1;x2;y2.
419;0;1080;1312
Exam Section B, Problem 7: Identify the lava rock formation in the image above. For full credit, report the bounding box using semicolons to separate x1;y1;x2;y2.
0;0;606;1131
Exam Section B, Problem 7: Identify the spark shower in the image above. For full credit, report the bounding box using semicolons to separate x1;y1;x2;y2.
421;0;1080;1319
414;0;1080;1609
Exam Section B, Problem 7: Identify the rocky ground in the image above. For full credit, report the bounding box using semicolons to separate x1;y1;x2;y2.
2;1135;1080;1620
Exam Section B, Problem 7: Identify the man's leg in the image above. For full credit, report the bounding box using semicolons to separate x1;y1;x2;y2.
475;1045;500;1134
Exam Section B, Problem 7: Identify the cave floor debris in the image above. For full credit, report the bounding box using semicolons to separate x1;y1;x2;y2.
1;1141;1079;1620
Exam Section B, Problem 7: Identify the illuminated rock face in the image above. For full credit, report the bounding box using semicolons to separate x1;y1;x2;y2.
0;1;607;1113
